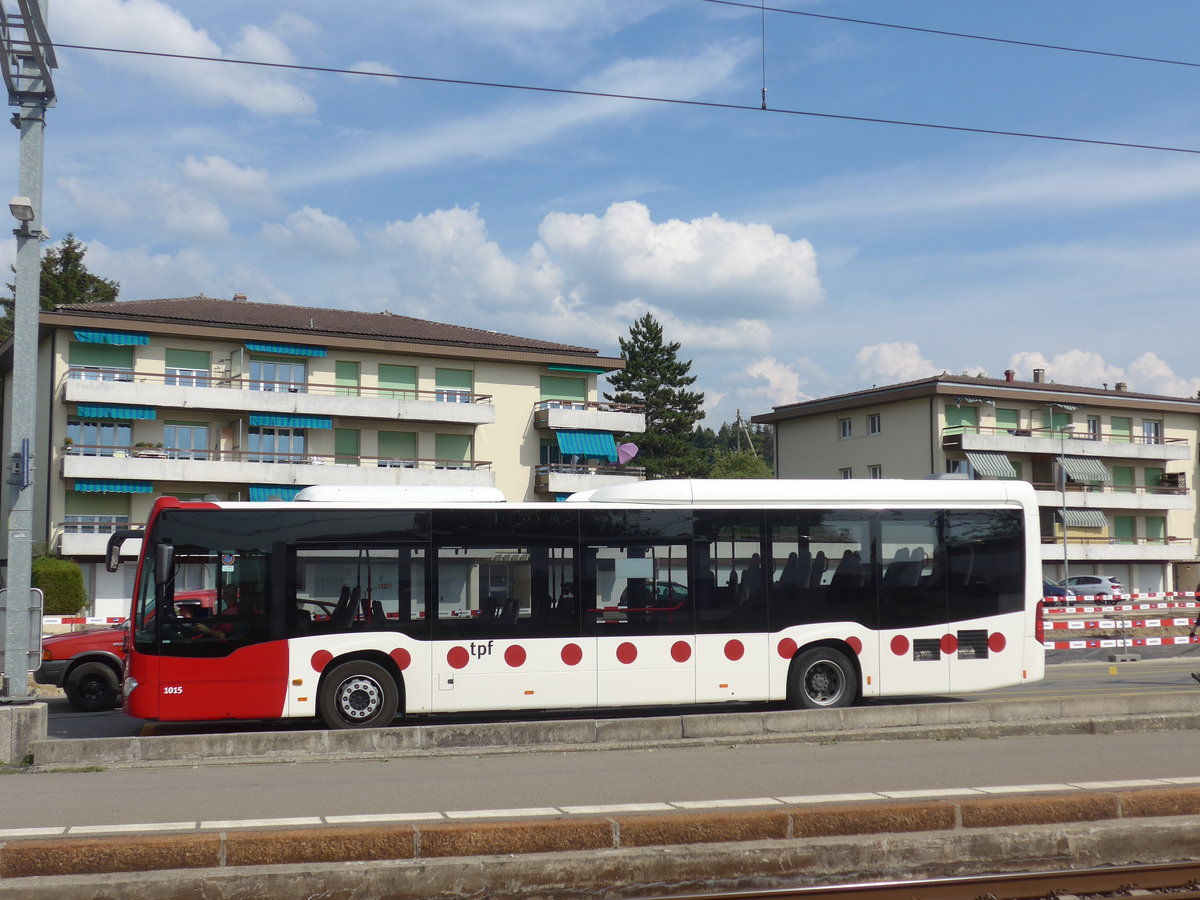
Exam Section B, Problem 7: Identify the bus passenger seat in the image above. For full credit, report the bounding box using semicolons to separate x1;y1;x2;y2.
371;599;387;627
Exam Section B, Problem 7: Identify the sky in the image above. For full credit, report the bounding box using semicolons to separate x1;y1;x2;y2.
6;0;1200;425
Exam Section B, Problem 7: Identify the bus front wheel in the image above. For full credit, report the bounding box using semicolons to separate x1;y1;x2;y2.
318;660;399;729
787;647;857;710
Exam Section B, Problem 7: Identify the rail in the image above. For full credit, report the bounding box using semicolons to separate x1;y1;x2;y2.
1031;480;1187;496
62;443;492;470
64;366;494;404
536;462;646;477
942;423;1187;445
1040;534;1191;546
533;399;644;413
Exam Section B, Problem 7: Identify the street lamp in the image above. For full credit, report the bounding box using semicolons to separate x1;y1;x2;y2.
1058;421;1078;585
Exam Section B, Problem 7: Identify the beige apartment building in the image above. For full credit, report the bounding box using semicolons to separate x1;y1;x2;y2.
753;368;1200;595
0;295;645;616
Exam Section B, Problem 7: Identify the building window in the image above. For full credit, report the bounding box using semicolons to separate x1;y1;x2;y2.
435;368;473;404
249;358;306;393
1086;415;1101;441
869;465;882;479
839;467;852;479
68;342;134;382
163;422;209;460
1141;420;1162;445
867;414;880;435
66;420;132;456
247;426;306;463
164;349;211;387
838;418;852;439
946;459;975;478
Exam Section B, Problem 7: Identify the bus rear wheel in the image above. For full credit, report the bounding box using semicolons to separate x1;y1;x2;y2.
318;660;399;729
788;647;857;710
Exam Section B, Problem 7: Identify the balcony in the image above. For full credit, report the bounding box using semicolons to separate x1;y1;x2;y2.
534;463;645;495
1032;482;1192;512
61;446;495;490
57;521;144;558
533;400;645;435
1040;535;1194;562
942;425;1189;462
63;369;496;427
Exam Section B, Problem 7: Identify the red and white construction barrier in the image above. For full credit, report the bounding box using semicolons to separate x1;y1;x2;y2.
42;616;126;626
1044;635;1198;650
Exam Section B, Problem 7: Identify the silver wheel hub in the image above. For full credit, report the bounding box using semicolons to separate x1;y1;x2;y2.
803;661;843;706
337;675;382;720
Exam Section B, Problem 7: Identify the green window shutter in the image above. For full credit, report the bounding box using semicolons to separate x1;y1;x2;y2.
944;405;978;434
65;493;130;516
435;368;472;391
1145;516;1166;543
1144;467;1164;489
378;364;417;398
540;375;587;403
335;361;360;396
165;349;210;370
334;428;360;464
1113;466;1134;493
436;433;471;463
1114;516;1136;544
378;431;417;460
995;408;1019;430
1110;417;1131;443
69;342;134;368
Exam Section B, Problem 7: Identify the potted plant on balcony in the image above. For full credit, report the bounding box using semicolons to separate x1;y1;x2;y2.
62;436;73;455
133;441;164;458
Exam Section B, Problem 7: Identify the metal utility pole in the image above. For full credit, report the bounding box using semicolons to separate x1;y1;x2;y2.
0;0;54;700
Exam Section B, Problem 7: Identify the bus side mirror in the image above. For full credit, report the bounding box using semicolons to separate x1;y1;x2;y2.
105;529;144;573
155;542;175;588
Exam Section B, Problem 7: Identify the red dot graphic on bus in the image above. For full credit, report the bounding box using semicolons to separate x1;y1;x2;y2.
389;648;411;671
940;634;958;655
616;642;638;664
846;636;863;655
447;646;470;669
561;643;583;666
988;632;1007;653
310;650;332;672
671;641;691;663
777;638;797;659
504;645;527;668
890;635;910;656
724;639;744;661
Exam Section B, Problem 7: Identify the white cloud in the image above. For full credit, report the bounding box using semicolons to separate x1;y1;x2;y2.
1127;353;1200;399
538;201;821;316
181;156;273;205
56;0;315;116
1006;351;1125;390
856;342;939;384
151;181;229;242
744;357;807;406
344;61;400;81
262;207;360;260
59;176;135;222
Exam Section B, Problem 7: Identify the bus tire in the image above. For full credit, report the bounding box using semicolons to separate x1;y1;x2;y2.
318;660;399;729
64;661;121;712
787;647;857;710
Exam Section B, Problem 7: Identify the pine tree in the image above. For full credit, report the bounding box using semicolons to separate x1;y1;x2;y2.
606;313;706;478
1;233;119;339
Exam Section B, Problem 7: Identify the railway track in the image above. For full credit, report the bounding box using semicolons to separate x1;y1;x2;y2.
659;862;1200;899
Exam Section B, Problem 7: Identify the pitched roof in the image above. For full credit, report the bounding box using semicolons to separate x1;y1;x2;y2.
48;296;600;356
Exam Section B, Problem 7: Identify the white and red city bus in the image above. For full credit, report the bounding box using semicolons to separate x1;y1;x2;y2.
109;479;1045;729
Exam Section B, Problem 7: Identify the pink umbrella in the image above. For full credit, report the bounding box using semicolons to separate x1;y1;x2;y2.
617;442;639;465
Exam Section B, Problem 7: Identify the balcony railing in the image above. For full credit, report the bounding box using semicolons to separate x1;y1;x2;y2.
59;519;142;534
1031;481;1188;496
1040;535;1191;546
943;424;1186;446
536;462;645;478
63;444;492;470
65;367;494;404
533;400;644;413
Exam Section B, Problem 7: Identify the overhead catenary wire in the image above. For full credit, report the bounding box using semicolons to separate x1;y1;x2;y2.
692;0;1200;70
48;41;1200;156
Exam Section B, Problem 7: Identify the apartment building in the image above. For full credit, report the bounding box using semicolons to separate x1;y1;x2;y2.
752;368;1200;595
1;295;645;616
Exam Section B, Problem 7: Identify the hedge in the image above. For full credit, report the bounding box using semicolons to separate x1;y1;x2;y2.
32;556;87;616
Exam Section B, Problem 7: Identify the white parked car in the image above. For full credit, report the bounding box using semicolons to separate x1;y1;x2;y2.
1059;575;1124;599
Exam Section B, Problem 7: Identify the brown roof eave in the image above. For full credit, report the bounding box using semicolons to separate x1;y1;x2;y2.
41;311;625;371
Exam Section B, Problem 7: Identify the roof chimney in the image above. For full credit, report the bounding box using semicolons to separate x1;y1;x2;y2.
1115;381;1127;392
232;292;248;302
1032;368;1045;383
1004;369;1015;383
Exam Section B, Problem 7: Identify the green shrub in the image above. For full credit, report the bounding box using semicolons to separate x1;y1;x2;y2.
32;556;87;616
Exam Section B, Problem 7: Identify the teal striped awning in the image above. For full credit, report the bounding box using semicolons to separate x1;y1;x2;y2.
548;364;610;374
1061;508;1108;528
556;430;618;462
73;479;154;494
73;328;149;346
249;484;304;502
248;413;331;429
75;405;157;420
1061;456;1113;483
964;450;1016;479
245;341;326;357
